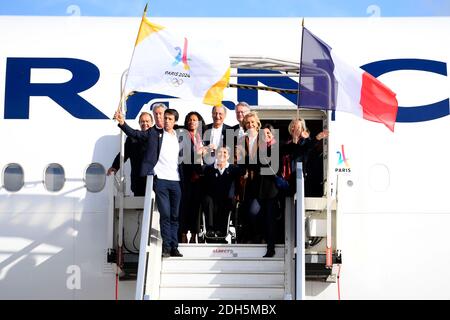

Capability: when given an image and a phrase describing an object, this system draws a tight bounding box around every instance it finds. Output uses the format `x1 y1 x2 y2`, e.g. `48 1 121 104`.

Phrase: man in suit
150 102 166 130
232 101 250 140
107 112 153 196
114 108 183 258
202 146 245 238
231 102 251 211
203 105 231 165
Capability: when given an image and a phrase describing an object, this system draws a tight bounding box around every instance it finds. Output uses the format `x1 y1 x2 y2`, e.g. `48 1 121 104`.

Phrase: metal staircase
159 244 286 300
111 164 342 300
112 178 290 300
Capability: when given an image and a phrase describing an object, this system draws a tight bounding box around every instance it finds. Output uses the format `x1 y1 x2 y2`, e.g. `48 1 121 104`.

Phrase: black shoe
263 248 275 258
162 247 171 258
170 248 183 257
206 230 215 238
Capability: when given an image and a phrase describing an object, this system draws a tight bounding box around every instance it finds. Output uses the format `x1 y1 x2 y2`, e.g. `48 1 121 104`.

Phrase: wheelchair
197 199 241 244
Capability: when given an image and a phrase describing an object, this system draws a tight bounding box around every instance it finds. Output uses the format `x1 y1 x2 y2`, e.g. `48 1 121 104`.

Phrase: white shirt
214 161 230 175
248 135 258 157
237 126 245 139
210 125 223 149
154 130 180 181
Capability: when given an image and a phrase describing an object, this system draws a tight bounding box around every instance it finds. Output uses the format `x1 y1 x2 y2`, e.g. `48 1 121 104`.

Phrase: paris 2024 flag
125 17 230 106
298 27 398 132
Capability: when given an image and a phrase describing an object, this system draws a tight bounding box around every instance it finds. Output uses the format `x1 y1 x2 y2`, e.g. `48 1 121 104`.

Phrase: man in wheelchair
201 146 245 240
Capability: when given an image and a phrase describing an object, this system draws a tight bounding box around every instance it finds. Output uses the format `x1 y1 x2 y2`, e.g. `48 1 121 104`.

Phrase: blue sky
0 0 449 17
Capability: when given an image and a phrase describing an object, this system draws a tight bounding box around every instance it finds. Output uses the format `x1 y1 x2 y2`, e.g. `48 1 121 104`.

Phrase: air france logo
172 37 190 70
335 144 351 173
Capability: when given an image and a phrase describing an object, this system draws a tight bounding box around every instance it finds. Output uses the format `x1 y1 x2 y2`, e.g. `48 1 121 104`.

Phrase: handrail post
135 175 154 300
295 162 305 300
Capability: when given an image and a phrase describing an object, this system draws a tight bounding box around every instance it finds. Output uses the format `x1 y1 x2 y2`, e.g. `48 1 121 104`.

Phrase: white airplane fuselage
0 16 449 299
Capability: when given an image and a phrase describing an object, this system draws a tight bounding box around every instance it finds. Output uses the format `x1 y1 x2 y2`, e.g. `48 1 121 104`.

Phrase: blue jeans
154 177 181 250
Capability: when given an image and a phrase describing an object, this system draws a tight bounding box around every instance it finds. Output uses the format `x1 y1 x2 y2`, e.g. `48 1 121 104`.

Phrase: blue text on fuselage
3 57 448 122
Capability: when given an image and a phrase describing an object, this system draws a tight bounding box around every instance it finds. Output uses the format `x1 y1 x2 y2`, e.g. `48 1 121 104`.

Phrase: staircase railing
295 162 306 300
135 175 161 300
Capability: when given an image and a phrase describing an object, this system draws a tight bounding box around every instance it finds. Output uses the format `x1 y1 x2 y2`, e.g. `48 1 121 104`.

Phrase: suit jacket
281 136 319 196
240 135 278 200
111 136 146 193
231 123 246 142
119 123 185 182
118 123 163 176
202 163 245 200
203 123 232 149
178 129 203 182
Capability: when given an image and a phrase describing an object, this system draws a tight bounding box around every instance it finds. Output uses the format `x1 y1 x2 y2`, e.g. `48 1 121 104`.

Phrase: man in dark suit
230 102 251 216
232 101 250 140
114 108 183 258
202 147 245 238
107 112 153 196
149 102 166 130
203 105 232 165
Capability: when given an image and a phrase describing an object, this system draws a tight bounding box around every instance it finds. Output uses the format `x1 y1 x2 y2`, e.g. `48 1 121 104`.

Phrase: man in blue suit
107 112 153 196
114 108 183 258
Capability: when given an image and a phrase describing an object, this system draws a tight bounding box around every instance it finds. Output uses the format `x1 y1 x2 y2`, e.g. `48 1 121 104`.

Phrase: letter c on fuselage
361 58 449 122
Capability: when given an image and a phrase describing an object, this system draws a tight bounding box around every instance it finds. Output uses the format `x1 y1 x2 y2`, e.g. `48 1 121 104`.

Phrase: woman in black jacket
239 112 279 257
179 111 205 243
281 118 328 197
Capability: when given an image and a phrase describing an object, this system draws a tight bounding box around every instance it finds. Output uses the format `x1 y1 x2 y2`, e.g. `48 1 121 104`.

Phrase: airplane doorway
256 107 327 198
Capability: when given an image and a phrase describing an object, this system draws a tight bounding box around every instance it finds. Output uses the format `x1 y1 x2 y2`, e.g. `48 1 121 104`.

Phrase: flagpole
116 0 149 205
316 14 332 269
298 19 333 269
296 18 305 120
115 4 149 297
117 2 148 114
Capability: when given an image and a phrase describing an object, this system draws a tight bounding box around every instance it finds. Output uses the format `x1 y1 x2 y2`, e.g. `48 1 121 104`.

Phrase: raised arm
114 110 149 141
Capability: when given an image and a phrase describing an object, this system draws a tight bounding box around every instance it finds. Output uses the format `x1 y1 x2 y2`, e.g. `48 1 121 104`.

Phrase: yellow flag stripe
203 67 231 106
135 18 165 47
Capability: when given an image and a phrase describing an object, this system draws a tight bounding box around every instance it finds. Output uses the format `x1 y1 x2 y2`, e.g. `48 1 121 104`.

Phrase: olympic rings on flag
166 77 184 87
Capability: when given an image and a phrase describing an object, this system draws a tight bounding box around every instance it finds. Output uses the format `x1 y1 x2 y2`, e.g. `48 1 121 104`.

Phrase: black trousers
202 195 232 234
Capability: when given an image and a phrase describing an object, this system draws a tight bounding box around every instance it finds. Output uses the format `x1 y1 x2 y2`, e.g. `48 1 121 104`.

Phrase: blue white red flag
298 27 398 132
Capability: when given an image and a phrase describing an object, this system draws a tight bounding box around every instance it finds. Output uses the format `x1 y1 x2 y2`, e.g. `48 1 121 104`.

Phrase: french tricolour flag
298 27 398 132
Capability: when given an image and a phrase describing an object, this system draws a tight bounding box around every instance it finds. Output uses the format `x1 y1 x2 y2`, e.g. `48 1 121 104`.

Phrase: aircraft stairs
111 163 341 300
159 243 286 300
113 192 287 299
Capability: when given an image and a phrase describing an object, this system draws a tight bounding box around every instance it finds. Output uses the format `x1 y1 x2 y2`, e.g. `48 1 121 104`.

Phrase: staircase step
177 243 285 258
160 271 284 286
159 286 285 300
162 257 284 272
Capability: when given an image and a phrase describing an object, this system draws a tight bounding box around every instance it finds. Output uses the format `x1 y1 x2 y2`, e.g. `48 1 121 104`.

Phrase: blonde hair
288 118 309 136
243 111 261 131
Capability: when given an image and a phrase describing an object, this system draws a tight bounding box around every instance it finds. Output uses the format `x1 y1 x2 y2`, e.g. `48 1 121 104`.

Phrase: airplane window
85 163 106 193
3 163 24 192
44 163 65 192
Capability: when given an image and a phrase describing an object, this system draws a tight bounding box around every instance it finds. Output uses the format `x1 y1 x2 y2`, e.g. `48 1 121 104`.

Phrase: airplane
0 15 449 300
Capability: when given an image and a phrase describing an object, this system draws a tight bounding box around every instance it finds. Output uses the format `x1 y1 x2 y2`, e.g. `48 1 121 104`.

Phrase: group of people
110 101 328 258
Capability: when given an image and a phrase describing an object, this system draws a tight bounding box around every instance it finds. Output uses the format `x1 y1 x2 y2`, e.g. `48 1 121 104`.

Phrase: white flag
125 18 230 106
